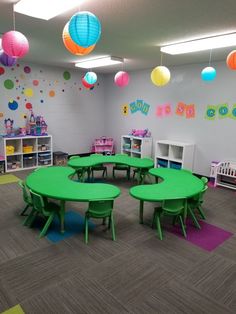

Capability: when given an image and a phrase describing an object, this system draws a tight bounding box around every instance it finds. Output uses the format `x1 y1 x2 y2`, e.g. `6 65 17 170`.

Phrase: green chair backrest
30 190 50 217
87 199 114 218
18 180 31 204
162 198 186 214
199 185 208 203
201 176 208 186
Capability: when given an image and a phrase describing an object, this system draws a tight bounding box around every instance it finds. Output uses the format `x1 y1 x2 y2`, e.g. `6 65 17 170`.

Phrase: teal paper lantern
69 11 101 48
84 71 97 84
201 66 216 81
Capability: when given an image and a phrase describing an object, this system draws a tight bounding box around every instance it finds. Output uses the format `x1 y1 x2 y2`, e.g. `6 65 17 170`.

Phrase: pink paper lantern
2 31 29 58
114 71 130 87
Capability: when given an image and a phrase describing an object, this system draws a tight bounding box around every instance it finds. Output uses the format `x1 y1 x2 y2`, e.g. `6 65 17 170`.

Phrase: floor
0 167 235 314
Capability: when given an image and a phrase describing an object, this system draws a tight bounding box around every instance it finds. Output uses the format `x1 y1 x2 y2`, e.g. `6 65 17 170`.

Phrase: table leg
139 200 144 224
60 200 65 233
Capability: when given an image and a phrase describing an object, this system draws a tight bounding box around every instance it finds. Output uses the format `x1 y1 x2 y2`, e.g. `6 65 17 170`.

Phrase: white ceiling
0 0 236 73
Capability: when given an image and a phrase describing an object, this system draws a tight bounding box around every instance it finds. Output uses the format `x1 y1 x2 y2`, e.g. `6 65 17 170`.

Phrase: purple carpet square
166 219 233 251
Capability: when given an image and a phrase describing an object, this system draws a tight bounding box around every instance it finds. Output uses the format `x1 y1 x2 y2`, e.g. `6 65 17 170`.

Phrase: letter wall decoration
129 100 150 115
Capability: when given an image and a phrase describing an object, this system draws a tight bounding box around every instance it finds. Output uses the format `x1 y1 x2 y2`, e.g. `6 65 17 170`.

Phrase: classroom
0 1 236 313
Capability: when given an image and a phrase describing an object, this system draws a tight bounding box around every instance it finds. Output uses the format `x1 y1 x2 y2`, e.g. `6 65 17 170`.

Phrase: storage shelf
121 135 152 158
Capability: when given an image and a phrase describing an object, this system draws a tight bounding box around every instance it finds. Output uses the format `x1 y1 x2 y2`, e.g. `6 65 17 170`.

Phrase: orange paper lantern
62 23 95 56
226 50 236 70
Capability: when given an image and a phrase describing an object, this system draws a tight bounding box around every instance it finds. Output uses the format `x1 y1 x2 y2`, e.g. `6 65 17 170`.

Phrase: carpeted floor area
0 167 235 314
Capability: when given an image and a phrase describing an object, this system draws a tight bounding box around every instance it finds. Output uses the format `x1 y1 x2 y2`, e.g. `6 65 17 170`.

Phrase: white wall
0 62 105 154
104 61 236 176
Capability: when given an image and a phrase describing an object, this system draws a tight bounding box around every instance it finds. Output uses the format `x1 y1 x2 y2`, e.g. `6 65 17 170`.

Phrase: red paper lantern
226 50 236 70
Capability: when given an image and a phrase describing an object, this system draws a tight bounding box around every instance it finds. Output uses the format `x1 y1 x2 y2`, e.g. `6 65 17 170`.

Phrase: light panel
14 0 83 20
161 33 236 55
75 56 124 69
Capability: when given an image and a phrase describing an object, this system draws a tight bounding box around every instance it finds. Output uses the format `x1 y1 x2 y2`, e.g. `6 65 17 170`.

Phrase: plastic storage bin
23 155 36 168
53 151 68 166
38 152 51 165
6 145 15 155
23 145 33 153
170 161 182 170
157 159 168 168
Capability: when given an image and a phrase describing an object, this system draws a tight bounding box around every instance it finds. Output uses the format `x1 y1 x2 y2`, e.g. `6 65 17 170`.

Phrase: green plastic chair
84 199 116 244
152 198 187 240
188 184 208 220
112 154 130 180
18 180 32 216
91 154 108 179
23 190 61 238
201 176 208 187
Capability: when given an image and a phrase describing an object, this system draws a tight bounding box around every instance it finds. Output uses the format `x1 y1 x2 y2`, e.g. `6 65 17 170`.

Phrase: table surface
130 168 204 201
26 166 121 201
67 154 154 169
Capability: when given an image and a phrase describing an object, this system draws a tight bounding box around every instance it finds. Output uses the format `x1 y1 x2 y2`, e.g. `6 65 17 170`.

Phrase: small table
130 168 204 224
26 166 121 232
68 155 154 184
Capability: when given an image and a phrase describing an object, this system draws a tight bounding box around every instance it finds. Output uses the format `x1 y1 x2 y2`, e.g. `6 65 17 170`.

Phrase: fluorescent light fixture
75 56 124 69
14 0 82 20
161 32 236 55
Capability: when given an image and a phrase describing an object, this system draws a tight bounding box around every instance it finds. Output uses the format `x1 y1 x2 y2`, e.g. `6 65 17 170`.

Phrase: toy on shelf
92 136 114 155
4 118 14 136
130 128 151 137
26 110 48 136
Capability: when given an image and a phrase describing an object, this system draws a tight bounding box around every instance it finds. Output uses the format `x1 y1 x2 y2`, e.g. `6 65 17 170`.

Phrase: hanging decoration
226 50 236 70
62 22 95 56
82 76 95 89
114 71 130 87
151 66 171 87
0 50 17 67
2 31 29 58
201 66 216 81
84 71 97 84
68 11 101 48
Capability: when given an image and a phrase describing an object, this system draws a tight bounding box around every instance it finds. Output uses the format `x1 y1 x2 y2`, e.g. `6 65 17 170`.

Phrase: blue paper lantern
201 66 216 81
84 71 97 84
69 11 101 48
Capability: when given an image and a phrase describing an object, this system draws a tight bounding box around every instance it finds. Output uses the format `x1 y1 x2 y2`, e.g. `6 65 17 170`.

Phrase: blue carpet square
46 211 95 243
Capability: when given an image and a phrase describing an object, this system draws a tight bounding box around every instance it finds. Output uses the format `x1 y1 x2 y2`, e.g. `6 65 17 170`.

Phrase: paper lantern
84 71 97 84
62 22 95 56
69 11 101 48
0 50 17 67
151 66 171 86
201 66 216 81
82 77 94 88
114 71 130 87
2 31 29 58
226 50 236 70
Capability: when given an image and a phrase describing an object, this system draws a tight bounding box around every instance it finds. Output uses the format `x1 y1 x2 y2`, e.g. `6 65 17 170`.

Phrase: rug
166 219 233 251
0 174 20 185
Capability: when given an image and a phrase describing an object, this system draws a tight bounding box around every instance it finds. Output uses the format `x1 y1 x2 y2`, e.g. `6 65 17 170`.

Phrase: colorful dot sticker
0 67 5 75
20 74 25 79
25 102 32 110
0 112 4 118
63 71 71 80
24 66 31 73
24 88 34 97
49 90 55 97
4 79 14 89
33 80 39 86
40 99 44 103
8 100 18 111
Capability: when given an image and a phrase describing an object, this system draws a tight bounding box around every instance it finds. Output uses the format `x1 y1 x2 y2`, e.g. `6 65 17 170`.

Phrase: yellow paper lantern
151 66 171 86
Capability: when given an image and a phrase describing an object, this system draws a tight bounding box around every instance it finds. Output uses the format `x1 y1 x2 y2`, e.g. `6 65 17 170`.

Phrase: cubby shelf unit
121 135 152 158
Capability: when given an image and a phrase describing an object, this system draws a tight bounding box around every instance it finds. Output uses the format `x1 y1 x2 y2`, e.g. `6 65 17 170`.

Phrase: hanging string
209 49 212 66
13 4 16 30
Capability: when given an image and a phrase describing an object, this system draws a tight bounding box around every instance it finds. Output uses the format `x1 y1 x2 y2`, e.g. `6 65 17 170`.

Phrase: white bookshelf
0 135 52 172
121 135 152 158
155 140 195 170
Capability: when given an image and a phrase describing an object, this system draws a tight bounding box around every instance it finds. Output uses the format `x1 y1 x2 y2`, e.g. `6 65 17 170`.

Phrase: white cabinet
155 140 195 170
121 135 152 158
0 135 52 172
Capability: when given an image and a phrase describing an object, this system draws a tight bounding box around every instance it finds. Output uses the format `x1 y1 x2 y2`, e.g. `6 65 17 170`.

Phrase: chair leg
112 168 115 178
39 213 54 238
110 213 116 241
23 209 36 226
84 215 89 244
188 206 201 229
197 205 206 220
156 212 163 240
178 215 187 238
151 210 157 229
127 168 130 180
20 204 30 216
102 217 107 225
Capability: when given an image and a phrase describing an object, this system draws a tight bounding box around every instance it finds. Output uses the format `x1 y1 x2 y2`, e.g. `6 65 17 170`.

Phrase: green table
26 166 121 232
68 155 154 184
130 168 204 223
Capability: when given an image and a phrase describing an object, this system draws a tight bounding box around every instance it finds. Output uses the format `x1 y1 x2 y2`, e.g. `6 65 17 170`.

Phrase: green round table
130 168 204 223
68 155 154 184
26 166 121 232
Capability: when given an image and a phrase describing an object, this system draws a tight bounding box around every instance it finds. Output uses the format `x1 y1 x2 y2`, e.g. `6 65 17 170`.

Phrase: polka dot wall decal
0 112 4 118
49 90 55 97
63 71 71 80
25 102 32 110
0 67 5 75
17 64 20 67
62 89 65 92
24 66 31 73
17 96 20 100
8 100 18 111
24 88 34 97
40 100 44 103
11 68 14 71
4 79 14 89
20 74 25 79
33 80 39 86
40 90 43 93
